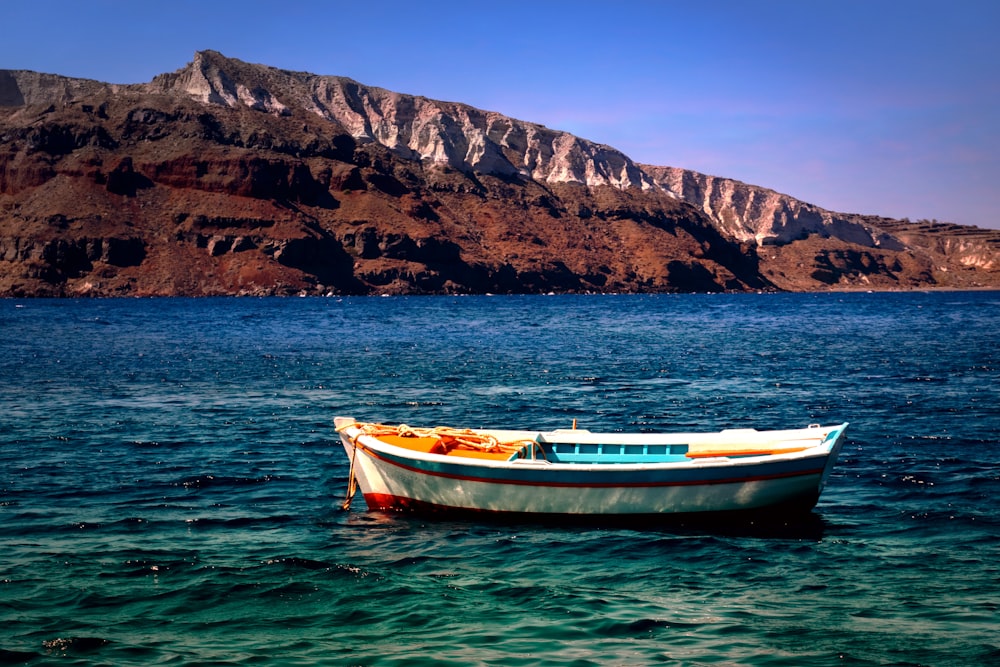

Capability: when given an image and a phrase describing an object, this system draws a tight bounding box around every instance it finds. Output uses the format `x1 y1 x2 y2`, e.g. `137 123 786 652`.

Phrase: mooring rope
341 437 360 511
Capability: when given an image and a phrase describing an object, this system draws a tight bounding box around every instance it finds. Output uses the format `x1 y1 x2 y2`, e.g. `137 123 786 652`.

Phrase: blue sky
4 0 998 229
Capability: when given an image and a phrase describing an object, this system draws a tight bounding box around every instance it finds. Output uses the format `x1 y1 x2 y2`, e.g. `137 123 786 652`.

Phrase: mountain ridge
1 50 997 296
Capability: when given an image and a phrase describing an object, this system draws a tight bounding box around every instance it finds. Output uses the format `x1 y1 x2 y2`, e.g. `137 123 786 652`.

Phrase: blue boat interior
516 441 692 463
510 425 845 463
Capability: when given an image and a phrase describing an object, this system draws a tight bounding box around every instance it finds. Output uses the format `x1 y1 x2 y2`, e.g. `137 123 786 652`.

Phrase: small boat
335 417 849 519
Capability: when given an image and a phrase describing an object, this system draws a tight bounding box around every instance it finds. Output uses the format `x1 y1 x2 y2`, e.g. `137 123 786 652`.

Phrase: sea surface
1 292 998 666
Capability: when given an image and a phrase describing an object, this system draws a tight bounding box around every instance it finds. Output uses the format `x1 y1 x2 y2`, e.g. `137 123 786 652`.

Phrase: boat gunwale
340 422 849 473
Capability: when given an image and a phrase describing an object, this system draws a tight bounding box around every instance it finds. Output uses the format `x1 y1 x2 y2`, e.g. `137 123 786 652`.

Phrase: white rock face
144 53 918 249
7 49 995 267
310 80 659 190
914 235 996 269
954 244 995 269
152 52 659 192
159 51 289 115
649 166 904 250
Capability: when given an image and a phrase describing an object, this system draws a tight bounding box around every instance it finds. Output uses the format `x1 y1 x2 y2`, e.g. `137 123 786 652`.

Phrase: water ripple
1 293 997 666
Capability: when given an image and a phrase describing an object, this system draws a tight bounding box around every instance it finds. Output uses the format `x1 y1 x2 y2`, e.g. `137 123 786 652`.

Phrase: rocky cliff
1 50 997 296
643 166 1000 290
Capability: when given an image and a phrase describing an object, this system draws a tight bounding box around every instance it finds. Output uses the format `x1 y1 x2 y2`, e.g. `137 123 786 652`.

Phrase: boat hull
336 420 848 518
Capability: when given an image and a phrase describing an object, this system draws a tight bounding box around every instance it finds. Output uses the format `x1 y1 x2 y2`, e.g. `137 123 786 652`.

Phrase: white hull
336 419 848 517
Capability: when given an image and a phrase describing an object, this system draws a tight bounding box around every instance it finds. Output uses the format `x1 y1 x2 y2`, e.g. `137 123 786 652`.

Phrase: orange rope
337 420 547 511
338 421 542 457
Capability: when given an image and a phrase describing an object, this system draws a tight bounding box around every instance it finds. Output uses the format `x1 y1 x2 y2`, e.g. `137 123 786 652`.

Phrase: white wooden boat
335 417 849 518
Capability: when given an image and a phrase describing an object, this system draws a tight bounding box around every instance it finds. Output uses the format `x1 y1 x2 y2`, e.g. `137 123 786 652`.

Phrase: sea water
0 293 997 666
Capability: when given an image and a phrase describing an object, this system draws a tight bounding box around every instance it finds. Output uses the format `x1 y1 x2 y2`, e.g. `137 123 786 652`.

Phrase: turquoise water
1 293 998 666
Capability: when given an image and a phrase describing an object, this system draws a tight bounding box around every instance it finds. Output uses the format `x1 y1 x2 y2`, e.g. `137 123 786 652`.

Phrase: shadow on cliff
267 221 364 293
682 221 774 291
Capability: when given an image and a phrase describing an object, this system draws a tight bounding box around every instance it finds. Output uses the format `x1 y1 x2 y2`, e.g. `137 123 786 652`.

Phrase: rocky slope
1 50 997 296
644 166 1000 290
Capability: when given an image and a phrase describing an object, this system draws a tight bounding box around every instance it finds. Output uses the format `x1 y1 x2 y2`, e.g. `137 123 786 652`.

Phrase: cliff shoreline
2 51 997 297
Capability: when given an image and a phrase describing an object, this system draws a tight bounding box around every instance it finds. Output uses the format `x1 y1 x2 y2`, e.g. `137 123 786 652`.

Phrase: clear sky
4 0 998 229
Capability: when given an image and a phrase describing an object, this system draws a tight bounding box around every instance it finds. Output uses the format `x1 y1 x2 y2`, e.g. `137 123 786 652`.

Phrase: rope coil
336 421 544 510
339 421 539 456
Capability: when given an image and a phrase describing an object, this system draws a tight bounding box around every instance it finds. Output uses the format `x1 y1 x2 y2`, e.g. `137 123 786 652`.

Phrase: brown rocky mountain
1 50 997 296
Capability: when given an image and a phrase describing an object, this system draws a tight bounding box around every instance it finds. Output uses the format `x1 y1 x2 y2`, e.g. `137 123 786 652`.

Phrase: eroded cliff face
643 166 999 290
0 50 997 296
646 166 892 248
146 51 659 192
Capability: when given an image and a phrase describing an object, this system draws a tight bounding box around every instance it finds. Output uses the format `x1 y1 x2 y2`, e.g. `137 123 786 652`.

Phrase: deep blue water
1 293 998 666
